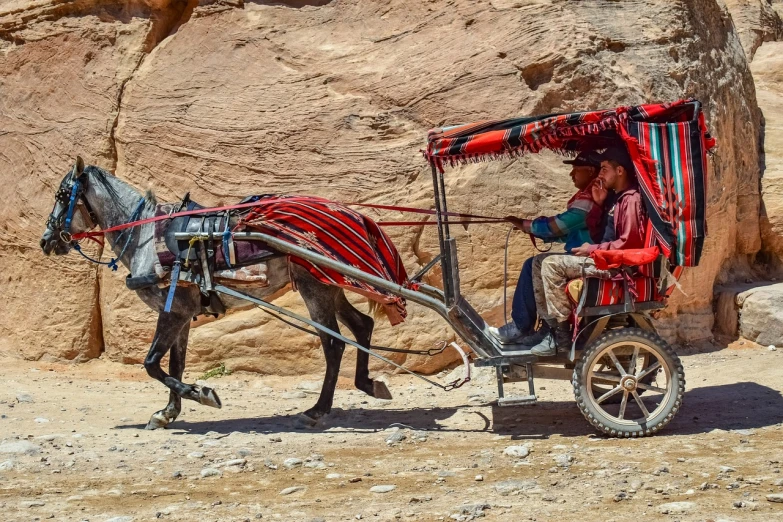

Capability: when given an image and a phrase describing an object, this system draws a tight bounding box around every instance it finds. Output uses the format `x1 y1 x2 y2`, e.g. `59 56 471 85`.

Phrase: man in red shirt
528 146 647 356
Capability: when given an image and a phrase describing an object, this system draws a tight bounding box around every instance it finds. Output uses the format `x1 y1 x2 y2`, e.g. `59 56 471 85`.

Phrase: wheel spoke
632 391 650 418
628 346 639 375
636 361 661 381
618 391 629 420
636 382 667 394
607 350 628 376
591 372 623 383
596 385 624 404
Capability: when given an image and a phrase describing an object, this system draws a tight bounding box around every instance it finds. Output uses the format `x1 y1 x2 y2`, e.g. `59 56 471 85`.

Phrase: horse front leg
146 322 191 429
144 312 221 430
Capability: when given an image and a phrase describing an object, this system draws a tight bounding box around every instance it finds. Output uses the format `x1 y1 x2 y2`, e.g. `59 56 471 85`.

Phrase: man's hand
571 243 592 257
505 216 529 231
591 178 609 206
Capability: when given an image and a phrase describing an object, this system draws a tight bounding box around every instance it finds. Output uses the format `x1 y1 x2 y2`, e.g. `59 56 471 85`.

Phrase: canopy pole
430 160 452 304
436 163 461 305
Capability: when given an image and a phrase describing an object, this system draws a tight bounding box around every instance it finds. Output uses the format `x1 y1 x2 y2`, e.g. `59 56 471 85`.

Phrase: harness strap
529 233 553 253
71 198 146 271
63 179 81 234
350 201 501 221
221 210 233 269
72 196 335 240
164 262 181 313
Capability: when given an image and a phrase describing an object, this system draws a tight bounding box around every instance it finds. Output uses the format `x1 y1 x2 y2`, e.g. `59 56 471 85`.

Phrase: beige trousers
532 254 612 323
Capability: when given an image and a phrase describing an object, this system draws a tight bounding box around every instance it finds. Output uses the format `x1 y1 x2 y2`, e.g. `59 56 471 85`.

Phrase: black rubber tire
573 328 685 438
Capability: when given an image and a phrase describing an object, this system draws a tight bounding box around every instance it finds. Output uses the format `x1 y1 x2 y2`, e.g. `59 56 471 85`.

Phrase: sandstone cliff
0 0 775 374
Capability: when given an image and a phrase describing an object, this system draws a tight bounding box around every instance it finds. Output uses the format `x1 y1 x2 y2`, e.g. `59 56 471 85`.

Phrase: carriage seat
565 247 681 315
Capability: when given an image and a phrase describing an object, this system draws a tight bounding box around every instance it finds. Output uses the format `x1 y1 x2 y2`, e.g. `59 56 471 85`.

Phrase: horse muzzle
40 234 70 256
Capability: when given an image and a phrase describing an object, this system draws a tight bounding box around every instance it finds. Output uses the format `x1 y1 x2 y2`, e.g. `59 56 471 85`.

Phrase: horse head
40 156 97 255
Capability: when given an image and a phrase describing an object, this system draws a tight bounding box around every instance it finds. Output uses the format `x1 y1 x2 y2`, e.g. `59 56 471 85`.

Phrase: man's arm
509 198 596 239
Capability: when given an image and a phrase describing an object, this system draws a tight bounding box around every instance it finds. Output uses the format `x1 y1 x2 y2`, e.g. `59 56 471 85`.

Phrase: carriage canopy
424 99 716 267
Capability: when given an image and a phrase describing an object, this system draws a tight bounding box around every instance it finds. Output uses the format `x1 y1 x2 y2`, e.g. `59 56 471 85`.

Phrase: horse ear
75 156 84 176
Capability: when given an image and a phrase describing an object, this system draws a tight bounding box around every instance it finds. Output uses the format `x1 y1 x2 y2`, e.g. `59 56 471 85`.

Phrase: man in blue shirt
490 151 603 344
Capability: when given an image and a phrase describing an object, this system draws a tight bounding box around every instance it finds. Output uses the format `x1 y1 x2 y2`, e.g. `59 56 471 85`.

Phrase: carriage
204 98 713 437
43 99 714 437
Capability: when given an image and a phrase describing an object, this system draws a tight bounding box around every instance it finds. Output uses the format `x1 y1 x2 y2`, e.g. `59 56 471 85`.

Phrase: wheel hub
621 376 637 391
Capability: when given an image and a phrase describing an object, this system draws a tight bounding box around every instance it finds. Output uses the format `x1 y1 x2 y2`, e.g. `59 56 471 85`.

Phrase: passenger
528 145 648 356
490 151 604 344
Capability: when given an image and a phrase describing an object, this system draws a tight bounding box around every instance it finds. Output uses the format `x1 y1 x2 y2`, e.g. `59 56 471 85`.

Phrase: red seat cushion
590 247 660 270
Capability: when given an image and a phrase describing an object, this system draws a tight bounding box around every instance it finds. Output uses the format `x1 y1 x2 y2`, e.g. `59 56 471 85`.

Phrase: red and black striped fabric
578 221 685 308
425 99 715 268
583 275 660 307
580 264 684 308
240 195 410 325
623 104 712 266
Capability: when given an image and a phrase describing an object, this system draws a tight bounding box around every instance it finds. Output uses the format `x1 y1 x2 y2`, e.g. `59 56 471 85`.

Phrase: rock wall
0 0 190 361
0 0 771 374
723 1 783 275
753 41 783 274
724 0 783 60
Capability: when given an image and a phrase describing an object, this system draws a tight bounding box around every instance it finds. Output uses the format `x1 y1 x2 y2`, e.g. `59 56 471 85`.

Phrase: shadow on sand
114 382 783 439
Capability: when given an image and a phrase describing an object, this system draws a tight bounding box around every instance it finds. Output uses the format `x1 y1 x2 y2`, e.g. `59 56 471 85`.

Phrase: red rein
71 197 510 240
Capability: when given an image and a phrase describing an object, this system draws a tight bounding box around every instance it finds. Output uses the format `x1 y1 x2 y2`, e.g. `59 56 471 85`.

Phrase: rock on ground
737 283 783 345
658 501 697 514
0 441 41 456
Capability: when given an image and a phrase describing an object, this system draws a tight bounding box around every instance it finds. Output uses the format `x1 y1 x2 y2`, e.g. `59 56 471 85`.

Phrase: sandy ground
1 341 783 522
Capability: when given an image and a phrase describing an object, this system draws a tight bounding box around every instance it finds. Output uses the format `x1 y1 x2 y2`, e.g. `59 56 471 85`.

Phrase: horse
40 157 393 430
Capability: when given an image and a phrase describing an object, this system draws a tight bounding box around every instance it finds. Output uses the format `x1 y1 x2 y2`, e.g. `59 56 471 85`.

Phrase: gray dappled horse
40 157 392 429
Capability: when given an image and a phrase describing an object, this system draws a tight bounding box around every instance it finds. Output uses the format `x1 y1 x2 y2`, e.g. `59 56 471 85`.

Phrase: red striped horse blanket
240 195 410 325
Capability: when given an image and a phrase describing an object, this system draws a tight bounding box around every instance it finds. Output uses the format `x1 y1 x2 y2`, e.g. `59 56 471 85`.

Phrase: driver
490 151 604 344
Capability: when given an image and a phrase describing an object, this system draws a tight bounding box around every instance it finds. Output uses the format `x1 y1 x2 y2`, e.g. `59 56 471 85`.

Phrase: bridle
46 168 146 271
46 173 97 244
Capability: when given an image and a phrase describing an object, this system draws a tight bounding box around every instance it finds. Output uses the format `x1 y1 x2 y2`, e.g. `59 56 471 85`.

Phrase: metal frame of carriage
168 99 715 437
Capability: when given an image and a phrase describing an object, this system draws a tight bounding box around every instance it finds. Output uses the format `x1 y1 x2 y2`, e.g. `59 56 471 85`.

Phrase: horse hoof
198 386 222 409
294 412 319 429
373 380 393 401
145 412 169 430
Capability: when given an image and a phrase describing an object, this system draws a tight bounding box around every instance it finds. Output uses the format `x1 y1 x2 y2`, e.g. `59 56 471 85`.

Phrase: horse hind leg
335 292 392 401
291 265 347 427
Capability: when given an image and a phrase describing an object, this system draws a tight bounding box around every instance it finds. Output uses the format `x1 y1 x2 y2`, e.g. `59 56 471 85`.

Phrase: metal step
497 394 538 407
497 345 535 357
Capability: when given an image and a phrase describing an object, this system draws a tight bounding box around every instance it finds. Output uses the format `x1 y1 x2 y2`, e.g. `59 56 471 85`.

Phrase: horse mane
83 164 157 209
83 165 121 202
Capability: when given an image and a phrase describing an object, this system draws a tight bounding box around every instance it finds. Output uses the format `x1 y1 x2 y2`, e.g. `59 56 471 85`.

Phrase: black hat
563 151 601 168
597 146 634 174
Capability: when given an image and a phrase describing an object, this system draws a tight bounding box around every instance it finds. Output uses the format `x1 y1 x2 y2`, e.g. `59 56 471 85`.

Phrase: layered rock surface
724 0 783 60
752 42 783 271
0 0 184 361
0 0 772 373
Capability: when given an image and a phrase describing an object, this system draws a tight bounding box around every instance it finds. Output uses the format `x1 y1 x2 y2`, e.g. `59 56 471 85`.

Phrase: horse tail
367 300 390 323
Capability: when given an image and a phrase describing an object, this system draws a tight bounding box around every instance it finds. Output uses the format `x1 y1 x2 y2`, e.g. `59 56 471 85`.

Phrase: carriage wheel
590 351 655 404
573 328 685 437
